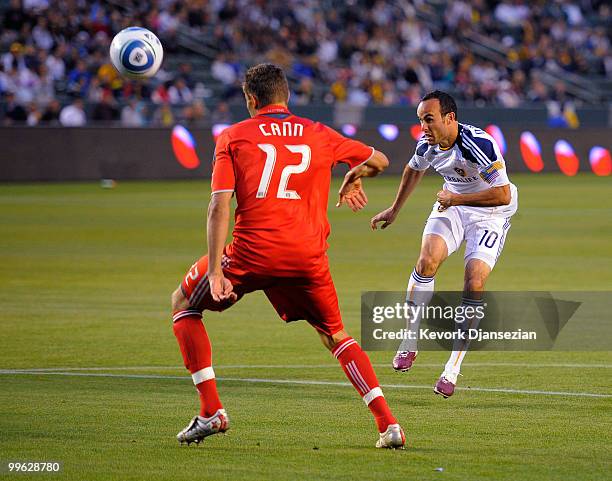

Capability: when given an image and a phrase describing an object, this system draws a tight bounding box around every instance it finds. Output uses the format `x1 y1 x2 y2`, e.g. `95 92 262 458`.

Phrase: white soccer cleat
176 408 229 445
375 423 406 449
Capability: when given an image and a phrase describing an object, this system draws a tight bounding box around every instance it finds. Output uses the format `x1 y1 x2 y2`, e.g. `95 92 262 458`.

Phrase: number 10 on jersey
256 144 311 199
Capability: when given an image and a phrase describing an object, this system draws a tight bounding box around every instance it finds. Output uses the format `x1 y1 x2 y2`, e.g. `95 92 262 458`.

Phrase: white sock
397 268 435 353
443 297 484 383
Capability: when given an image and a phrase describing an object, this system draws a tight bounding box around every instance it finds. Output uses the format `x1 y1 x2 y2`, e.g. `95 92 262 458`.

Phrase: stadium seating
0 0 609 125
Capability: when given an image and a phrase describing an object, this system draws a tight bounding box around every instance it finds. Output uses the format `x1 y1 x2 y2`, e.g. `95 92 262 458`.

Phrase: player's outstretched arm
207 192 237 302
371 165 425 230
337 150 389 211
436 184 511 210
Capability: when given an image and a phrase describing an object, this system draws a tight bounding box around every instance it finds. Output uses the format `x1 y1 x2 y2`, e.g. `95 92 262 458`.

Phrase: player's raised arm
323 124 388 212
337 150 389 211
371 135 431 229
370 164 426 230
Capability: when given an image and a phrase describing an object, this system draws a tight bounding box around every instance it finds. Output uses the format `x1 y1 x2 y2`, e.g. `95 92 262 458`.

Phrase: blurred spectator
168 78 193 104
121 99 147 126
2 43 27 72
35 65 55 105
346 82 370 106
291 77 314 105
152 102 174 126
91 92 119 122
23 0 49 13
152 81 171 104
547 81 579 128
527 78 549 102
32 17 53 50
40 99 61 124
211 53 238 85
177 62 195 88
97 59 123 93
211 101 232 124
181 99 207 126
4 0 28 32
87 77 105 103
45 46 66 81
3 92 27 125
494 1 530 28
67 60 91 97
59 98 86 126
26 102 42 126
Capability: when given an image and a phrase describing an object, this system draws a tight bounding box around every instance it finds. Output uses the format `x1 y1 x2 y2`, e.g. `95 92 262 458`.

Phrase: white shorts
423 184 518 269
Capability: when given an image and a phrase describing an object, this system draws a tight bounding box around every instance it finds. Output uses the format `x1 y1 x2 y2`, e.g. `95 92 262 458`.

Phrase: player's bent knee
318 329 349 351
171 287 190 312
464 276 485 293
416 255 439 277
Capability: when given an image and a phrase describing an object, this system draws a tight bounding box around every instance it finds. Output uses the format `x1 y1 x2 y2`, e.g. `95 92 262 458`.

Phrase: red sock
172 310 223 417
332 337 396 432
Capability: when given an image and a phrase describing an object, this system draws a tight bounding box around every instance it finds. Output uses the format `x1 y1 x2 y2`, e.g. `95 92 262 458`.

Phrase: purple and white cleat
433 376 456 398
392 351 418 372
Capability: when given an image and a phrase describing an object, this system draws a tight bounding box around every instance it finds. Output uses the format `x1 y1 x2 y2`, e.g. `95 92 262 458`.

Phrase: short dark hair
421 90 458 119
243 63 289 107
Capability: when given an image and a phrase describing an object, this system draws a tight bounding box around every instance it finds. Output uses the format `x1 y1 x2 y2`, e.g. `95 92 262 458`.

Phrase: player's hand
337 177 368 212
436 190 455 211
208 272 238 303
370 207 398 230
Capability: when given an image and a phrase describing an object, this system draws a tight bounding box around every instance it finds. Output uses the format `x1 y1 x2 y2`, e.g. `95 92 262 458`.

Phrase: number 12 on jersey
256 144 311 200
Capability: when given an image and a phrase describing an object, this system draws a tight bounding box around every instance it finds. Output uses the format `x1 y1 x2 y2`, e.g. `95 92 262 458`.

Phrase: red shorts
180 249 344 336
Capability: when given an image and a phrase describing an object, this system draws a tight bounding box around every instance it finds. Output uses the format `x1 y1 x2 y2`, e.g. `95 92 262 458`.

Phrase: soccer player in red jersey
172 63 405 449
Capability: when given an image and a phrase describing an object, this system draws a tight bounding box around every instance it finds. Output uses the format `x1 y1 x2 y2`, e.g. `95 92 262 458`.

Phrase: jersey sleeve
478 159 510 187
461 129 510 186
211 129 235 194
325 125 375 168
407 139 430 171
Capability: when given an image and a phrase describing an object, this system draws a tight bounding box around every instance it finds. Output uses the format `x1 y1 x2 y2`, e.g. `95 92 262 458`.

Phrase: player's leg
434 259 490 398
435 216 511 397
319 329 405 449
264 273 405 448
172 255 239 444
394 213 462 371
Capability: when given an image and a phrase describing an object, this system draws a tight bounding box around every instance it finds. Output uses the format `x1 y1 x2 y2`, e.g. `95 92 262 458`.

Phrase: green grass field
1 174 611 481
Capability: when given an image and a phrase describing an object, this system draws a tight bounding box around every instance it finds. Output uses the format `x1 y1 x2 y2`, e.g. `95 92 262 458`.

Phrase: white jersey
408 123 515 196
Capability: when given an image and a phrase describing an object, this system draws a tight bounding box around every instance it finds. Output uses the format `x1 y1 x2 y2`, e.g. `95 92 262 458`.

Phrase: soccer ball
109 27 163 79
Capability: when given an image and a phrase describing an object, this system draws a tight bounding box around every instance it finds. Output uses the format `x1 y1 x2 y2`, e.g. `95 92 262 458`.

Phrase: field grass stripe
0 370 610 398
1 362 611 371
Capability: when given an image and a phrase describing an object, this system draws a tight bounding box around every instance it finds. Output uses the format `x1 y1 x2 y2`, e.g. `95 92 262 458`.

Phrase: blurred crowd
205 0 610 108
0 0 610 126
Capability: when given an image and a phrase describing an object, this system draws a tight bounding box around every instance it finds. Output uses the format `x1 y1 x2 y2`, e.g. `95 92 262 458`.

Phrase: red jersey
211 105 374 276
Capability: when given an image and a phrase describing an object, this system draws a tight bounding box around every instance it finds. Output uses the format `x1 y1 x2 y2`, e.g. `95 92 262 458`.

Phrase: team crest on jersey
454 167 466 177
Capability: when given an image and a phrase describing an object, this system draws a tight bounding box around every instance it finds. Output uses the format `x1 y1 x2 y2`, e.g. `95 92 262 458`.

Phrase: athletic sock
398 268 435 352
443 297 484 382
172 310 223 417
332 337 396 432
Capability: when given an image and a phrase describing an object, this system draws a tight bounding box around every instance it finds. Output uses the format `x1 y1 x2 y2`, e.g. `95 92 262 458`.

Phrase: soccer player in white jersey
371 91 518 398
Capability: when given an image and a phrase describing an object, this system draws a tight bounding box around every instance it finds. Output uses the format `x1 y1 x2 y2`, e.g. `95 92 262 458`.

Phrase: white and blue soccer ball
109 27 163 79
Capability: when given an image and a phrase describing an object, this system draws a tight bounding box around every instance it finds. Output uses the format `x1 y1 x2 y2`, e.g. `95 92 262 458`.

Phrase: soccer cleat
433 376 456 398
176 409 229 445
375 423 406 449
392 351 417 372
